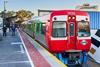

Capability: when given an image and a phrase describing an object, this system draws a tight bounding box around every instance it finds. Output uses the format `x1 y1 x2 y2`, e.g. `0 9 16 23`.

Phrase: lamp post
3 0 8 27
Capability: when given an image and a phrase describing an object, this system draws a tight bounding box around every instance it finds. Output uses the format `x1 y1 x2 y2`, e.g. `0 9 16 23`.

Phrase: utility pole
3 0 7 27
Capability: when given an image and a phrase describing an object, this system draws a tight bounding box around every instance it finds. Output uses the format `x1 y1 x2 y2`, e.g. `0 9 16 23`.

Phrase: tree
6 11 15 17
0 11 15 18
0 10 34 26
0 11 4 18
16 10 34 23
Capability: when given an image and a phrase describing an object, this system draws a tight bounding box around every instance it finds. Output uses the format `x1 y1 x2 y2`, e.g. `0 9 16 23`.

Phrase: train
22 10 91 66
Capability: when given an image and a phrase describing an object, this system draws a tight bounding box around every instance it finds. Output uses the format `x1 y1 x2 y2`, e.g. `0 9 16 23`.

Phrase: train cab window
52 21 67 37
78 21 90 37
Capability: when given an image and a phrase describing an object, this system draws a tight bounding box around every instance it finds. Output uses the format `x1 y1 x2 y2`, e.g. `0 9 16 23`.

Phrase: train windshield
52 21 67 37
78 21 90 37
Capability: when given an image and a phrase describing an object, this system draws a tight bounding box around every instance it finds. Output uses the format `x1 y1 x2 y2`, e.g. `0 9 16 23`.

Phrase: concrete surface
0 29 32 67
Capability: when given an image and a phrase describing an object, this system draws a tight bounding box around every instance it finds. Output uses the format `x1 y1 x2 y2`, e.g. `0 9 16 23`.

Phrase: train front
46 10 91 65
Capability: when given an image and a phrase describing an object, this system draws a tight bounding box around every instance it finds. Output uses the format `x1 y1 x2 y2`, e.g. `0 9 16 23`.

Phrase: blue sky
0 0 100 15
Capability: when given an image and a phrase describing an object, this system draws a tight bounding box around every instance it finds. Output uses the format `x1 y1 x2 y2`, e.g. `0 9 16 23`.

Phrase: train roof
51 10 89 16
32 14 50 23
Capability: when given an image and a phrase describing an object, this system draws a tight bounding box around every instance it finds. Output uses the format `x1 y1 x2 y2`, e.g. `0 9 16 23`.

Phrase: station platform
0 29 100 67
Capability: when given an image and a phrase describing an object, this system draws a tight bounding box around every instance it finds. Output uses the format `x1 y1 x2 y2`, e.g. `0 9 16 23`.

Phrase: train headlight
72 16 75 19
81 40 87 45
68 17 71 20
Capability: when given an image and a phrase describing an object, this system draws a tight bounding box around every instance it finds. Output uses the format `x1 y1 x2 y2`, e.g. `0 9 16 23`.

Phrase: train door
67 16 77 49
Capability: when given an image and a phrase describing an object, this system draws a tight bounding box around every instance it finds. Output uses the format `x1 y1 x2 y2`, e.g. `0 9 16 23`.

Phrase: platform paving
0 29 32 67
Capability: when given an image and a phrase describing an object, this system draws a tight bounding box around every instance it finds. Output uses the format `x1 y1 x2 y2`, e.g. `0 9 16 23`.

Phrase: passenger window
36 23 40 33
41 23 46 35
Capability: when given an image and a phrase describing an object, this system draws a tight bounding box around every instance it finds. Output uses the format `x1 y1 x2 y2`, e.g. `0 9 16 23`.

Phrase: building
76 3 98 11
38 9 52 16
76 4 100 29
